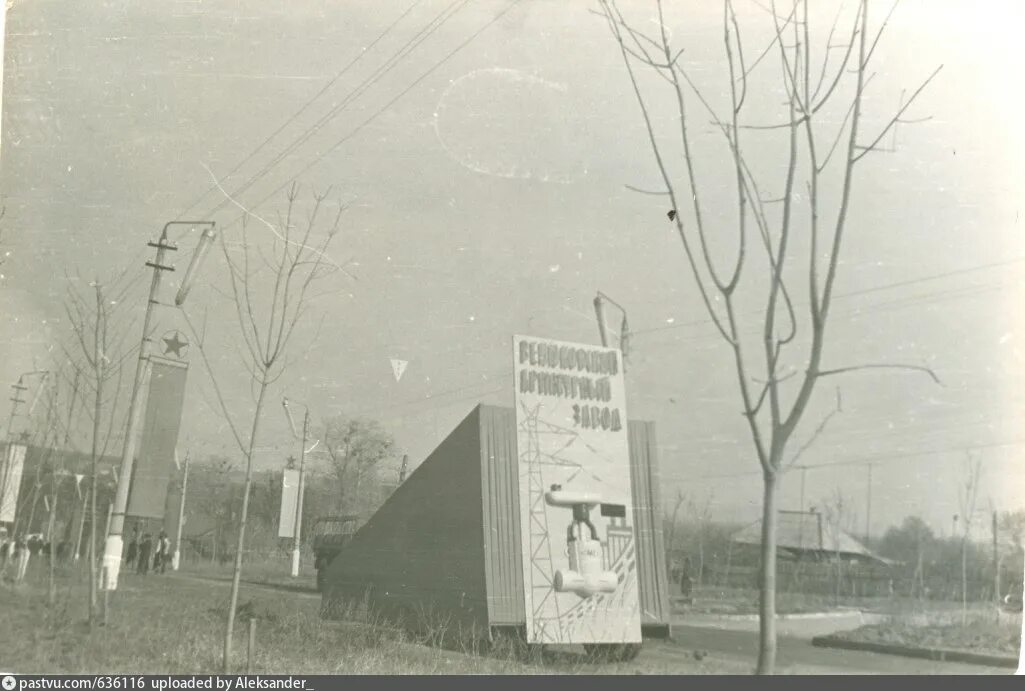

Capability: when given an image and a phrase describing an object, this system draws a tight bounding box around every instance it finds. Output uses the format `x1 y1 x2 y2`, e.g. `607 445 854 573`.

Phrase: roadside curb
683 610 871 622
810 634 1018 668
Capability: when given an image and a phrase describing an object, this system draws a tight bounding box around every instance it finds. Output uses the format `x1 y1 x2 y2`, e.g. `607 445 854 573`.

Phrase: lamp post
101 221 215 592
593 292 631 369
282 398 317 578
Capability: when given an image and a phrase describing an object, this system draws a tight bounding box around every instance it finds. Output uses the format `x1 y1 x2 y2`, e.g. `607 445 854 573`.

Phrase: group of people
123 527 171 575
0 534 34 582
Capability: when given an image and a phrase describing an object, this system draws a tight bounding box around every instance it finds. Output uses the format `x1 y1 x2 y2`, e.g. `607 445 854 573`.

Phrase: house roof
731 511 893 564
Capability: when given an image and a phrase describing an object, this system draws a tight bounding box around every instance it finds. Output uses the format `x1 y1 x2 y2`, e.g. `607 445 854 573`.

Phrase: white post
172 451 190 571
290 410 308 578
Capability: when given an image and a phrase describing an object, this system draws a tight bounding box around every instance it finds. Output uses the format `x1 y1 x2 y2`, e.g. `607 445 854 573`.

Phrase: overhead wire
173 0 429 222
210 0 524 231
203 0 474 219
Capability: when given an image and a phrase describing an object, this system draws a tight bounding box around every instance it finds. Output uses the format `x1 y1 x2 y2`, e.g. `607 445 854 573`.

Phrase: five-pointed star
163 332 188 358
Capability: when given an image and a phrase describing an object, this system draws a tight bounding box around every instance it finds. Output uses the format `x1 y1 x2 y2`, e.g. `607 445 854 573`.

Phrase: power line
633 257 1025 338
204 0 473 220
174 0 428 222
671 438 1025 484
212 0 523 231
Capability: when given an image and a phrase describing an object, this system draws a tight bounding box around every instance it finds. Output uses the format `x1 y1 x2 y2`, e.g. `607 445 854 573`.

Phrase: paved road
658 623 1012 675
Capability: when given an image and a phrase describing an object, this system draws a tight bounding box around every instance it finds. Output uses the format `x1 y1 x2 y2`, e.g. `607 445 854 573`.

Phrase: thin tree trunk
755 471 779 675
223 378 269 673
88 287 104 628
47 495 58 605
697 530 705 589
961 536 968 625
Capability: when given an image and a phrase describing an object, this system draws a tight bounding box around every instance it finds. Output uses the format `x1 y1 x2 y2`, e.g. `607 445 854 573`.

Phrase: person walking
14 536 31 583
124 527 139 568
136 533 152 576
155 531 170 574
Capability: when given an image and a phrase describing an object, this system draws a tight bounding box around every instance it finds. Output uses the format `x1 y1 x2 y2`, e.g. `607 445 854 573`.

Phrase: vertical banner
126 356 188 519
513 335 641 645
0 443 27 523
278 469 300 538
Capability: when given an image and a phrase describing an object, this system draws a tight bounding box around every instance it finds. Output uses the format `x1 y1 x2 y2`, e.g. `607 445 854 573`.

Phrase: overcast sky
1 0 1023 538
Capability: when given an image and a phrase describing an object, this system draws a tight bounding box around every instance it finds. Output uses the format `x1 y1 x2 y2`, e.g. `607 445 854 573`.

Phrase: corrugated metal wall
478 405 525 626
628 420 671 628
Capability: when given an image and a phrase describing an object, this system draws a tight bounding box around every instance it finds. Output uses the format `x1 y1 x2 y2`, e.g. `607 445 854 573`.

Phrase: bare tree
178 184 343 672
321 417 395 515
62 274 133 626
957 453 982 624
597 0 941 673
689 492 714 589
820 488 851 606
45 365 83 605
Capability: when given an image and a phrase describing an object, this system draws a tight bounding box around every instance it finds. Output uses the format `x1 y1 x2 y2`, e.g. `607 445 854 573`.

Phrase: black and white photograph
0 0 1022 677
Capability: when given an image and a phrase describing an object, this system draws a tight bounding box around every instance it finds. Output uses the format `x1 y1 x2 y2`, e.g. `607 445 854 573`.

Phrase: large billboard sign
278 468 301 539
127 356 189 519
513 335 641 644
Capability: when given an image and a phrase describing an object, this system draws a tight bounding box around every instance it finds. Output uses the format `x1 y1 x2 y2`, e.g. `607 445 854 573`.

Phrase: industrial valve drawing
545 484 619 598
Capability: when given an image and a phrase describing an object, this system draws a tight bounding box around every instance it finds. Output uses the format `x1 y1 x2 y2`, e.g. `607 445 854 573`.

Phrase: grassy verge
177 558 318 593
676 585 997 618
0 562 746 675
826 611 1021 660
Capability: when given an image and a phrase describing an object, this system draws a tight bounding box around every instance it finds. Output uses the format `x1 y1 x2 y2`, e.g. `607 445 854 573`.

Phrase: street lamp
593 292 631 368
100 221 215 592
175 226 217 306
282 397 318 578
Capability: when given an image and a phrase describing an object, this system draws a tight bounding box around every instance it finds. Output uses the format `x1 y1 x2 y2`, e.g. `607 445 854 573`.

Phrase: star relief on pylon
162 330 189 359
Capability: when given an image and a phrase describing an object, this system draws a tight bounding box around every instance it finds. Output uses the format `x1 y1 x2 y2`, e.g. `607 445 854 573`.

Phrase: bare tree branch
815 362 943 385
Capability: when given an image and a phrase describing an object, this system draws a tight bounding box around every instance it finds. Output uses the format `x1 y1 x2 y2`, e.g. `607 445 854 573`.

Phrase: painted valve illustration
545 485 618 598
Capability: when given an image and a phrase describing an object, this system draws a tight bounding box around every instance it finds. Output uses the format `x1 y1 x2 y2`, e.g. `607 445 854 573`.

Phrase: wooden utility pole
291 409 309 578
992 510 1000 602
865 464 873 544
101 225 177 590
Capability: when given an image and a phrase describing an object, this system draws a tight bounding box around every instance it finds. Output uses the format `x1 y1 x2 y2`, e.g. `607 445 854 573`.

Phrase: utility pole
992 510 1000 602
291 409 309 578
101 221 215 592
865 463 873 544
172 451 190 571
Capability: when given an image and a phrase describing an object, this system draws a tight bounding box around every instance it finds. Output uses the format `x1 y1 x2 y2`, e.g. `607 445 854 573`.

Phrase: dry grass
678 585 1001 619
0 561 743 675
835 611 1022 658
